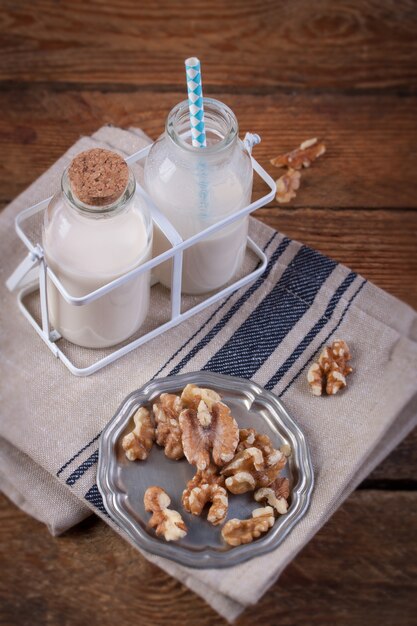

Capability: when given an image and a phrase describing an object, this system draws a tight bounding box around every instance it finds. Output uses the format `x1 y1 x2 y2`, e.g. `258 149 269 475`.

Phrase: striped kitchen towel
1 127 416 623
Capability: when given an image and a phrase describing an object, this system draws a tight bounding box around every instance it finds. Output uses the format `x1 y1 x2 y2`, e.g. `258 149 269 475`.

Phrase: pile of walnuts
122 384 291 547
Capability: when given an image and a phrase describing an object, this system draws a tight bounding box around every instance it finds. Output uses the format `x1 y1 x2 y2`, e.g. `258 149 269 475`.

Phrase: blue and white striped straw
185 57 207 148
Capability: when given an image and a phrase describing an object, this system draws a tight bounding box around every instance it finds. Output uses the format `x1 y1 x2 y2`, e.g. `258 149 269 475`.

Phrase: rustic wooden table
1 1 416 624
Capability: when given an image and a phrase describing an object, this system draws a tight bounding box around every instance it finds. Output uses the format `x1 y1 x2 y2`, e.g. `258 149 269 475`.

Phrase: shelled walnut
221 429 286 494
153 393 184 460
179 396 239 470
237 428 282 464
254 477 290 515
182 465 228 525
271 138 326 170
270 138 326 204
144 486 187 542
275 168 301 203
122 407 154 461
181 383 222 411
307 339 353 396
221 507 275 547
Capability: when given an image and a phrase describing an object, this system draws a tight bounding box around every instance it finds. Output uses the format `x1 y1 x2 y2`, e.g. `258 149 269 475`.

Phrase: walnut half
254 477 290 515
271 138 326 170
179 392 239 470
153 393 184 460
122 407 154 461
275 168 301 203
144 486 187 542
221 429 286 494
221 507 275 547
307 339 353 396
182 465 228 525
270 137 326 204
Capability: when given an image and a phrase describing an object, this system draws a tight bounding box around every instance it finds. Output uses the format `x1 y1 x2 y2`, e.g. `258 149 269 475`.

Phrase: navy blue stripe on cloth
152 232 281 381
278 278 367 398
85 483 108 516
57 432 101 477
264 271 356 390
56 231 280 479
66 450 99 486
169 236 292 376
202 247 336 379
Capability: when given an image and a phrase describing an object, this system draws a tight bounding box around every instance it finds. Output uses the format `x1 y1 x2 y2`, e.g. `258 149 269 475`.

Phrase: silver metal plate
97 372 314 568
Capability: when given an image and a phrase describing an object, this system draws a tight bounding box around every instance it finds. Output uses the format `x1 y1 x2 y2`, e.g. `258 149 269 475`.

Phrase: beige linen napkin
1 127 416 622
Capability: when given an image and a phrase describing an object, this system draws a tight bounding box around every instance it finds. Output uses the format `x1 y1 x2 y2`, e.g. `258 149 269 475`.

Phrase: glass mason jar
42 163 153 349
144 98 253 295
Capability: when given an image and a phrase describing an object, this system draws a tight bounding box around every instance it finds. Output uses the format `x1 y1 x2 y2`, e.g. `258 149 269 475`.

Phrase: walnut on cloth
221 506 275 547
153 393 184 460
254 477 290 515
122 407 155 461
144 486 187 542
307 339 353 396
221 428 286 494
182 465 228 525
270 138 326 170
179 391 239 471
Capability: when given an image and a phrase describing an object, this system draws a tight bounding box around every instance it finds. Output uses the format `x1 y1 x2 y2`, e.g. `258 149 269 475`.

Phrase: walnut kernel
153 393 184 460
144 486 187 542
122 407 154 461
182 465 228 525
181 383 222 411
221 506 275 547
221 428 287 494
307 339 353 396
179 399 239 470
275 168 301 203
254 477 290 515
271 138 326 170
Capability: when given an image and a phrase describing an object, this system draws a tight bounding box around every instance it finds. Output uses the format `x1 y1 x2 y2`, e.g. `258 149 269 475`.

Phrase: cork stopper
68 148 129 207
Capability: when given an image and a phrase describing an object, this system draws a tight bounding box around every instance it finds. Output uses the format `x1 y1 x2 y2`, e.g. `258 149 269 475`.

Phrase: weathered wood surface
1 0 416 624
1 0 417 93
1 491 416 626
1 90 417 209
1 90 417 307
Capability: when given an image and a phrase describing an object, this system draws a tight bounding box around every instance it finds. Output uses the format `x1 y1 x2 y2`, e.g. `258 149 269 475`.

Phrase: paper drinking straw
185 57 207 148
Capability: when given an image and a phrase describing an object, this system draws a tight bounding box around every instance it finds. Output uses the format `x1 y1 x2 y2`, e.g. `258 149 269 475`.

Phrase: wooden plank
0 90 417 209
1 1 417 93
1 92 416 307
1 90 416 305
0 490 416 625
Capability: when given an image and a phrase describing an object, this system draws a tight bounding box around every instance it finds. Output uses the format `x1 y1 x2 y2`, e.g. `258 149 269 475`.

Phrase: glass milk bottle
144 98 253 294
42 148 152 349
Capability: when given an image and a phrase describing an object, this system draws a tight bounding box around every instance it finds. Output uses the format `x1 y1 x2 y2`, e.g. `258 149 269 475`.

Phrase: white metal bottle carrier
7 134 276 376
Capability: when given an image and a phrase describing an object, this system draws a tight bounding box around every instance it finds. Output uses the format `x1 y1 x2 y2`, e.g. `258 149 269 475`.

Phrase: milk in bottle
144 98 253 295
43 149 153 348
